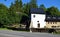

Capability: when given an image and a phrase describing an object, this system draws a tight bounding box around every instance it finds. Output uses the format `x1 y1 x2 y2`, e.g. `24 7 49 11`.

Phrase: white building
29 8 60 32
30 8 46 32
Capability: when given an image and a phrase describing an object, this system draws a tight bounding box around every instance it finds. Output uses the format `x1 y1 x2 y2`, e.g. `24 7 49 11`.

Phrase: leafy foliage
0 4 9 27
47 6 60 16
39 4 46 11
29 0 38 8
0 0 60 28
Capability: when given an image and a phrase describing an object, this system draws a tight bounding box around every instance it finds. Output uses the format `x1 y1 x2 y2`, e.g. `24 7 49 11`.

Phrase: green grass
53 31 60 34
0 28 10 30
0 28 30 32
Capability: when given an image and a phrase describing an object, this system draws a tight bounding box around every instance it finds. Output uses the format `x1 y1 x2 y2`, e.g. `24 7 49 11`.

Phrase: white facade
30 14 46 28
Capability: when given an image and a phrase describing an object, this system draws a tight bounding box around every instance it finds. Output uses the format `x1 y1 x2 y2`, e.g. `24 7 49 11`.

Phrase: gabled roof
30 8 45 14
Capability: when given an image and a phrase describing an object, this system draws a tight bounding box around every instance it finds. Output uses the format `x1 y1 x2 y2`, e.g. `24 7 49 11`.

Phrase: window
52 26 60 28
48 22 57 24
52 26 56 28
50 22 52 24
53 22 54 24
47 17 50 19
48 22 52 24
53 17 56 19
37 23 40 28
48 22 49 24
33 15 35 18
53 22 57 24
37 21 39 22
37 21 40 28
52 22 57 24
58 17 60 19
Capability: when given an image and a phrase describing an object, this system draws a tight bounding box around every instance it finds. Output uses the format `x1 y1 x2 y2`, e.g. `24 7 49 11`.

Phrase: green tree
9 2 22 24
14 0 19 12
39 4 46 11
47 6 60 16
0 4 9 27
23 3 30 15
18 0 23 12
8 0 24 25
19 0 23 9
29 0 38 8
14 0 23 12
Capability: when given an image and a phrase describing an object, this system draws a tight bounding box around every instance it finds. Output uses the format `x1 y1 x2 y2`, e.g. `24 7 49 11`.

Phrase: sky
0 0 60 10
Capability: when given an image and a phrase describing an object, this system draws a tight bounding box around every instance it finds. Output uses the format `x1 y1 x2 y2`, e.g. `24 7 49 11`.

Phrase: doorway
37 21 40 28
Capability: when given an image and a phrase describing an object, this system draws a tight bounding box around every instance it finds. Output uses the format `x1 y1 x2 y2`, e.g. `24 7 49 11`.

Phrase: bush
48 29 55 33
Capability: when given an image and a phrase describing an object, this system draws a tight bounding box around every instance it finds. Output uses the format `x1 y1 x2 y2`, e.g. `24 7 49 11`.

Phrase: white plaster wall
31 14 46 28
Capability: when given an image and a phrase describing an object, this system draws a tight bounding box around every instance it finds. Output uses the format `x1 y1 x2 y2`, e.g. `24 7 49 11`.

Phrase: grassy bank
0 28 29 32
53 31 60 34
0 28 10 30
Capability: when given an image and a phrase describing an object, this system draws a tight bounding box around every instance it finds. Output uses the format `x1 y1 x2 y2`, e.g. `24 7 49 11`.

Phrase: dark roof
30 8 60 21
30 8 45 14
45 15 60 22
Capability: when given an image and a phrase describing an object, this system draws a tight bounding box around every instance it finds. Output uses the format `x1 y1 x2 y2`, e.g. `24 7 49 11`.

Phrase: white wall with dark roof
31 14 46 28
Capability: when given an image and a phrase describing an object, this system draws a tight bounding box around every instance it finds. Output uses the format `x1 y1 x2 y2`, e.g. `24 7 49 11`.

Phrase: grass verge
0 28 29 32
53 31 60 34
0 28 10 30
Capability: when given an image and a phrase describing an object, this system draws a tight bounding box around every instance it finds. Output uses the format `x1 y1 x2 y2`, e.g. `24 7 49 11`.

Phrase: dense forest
0 0 60 28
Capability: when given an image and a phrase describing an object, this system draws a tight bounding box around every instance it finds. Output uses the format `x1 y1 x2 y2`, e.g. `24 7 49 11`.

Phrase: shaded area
6 27 29 32
30 28 56 33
